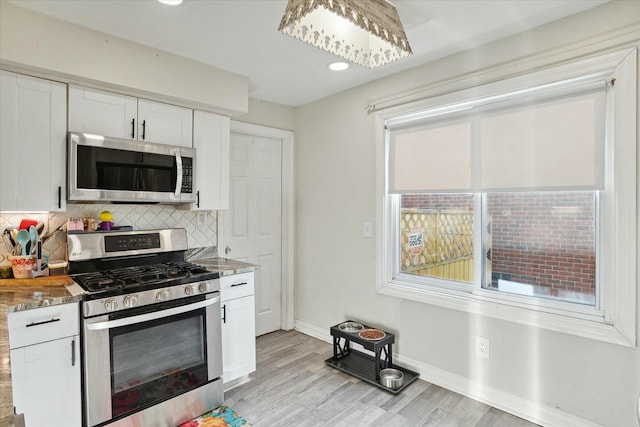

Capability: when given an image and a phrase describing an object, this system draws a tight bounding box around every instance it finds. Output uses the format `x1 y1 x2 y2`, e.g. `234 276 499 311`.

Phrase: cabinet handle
71 338 76 366
222 304 226 324
131 118 135 139
57 186 62 209
196 191 200 208
231 282 248 287
26 318 60 327
141 120 146 140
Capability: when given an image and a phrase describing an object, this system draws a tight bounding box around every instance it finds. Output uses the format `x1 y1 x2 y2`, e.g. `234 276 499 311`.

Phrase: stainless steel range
68 228 223 427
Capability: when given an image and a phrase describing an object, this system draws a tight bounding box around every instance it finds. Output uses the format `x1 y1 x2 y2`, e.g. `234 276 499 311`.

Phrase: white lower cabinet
220 272 256 384
8 303 81 427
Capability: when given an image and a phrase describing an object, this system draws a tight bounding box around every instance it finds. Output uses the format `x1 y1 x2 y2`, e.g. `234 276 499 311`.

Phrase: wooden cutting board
0 275 73 286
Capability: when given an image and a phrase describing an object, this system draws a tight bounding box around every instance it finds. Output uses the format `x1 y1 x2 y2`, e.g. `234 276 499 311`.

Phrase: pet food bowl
379 368 404 390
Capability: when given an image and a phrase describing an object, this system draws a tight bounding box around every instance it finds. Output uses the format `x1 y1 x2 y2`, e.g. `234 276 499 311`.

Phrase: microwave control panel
181 158 193 193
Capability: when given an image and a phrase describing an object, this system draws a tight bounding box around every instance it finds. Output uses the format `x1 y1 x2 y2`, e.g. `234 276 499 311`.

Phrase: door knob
225 246 231 254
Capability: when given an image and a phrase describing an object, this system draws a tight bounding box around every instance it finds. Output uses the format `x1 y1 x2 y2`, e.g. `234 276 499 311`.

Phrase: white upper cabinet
68 85 137 139
138 99 193 147
69 85 193 147
191 111 230 210
0 70 66 212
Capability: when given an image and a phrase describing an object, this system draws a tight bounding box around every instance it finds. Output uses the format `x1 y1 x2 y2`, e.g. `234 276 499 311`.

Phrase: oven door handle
86 296 219 331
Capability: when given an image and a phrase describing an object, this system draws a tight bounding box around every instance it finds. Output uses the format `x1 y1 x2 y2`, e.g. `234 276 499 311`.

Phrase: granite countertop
194 257 259 276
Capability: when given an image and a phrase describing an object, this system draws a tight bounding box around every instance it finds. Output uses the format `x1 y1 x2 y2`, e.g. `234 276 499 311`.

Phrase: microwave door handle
173 149 183 197
86 296 220 331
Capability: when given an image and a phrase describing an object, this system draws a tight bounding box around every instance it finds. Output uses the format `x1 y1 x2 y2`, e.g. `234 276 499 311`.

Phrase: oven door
83 293 221 427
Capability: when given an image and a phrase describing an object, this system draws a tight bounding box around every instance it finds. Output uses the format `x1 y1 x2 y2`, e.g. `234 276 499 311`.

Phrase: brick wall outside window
487 192 595 295
401 192 596 297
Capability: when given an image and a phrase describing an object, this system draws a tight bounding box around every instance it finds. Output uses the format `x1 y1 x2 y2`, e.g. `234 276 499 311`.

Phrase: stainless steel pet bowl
379 368 404 390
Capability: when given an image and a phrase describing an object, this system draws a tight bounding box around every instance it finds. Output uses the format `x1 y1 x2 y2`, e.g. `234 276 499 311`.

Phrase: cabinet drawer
220 272 254 301
8 303 79 349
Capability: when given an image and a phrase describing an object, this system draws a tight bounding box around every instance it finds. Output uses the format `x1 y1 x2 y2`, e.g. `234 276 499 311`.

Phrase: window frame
375 49 637 346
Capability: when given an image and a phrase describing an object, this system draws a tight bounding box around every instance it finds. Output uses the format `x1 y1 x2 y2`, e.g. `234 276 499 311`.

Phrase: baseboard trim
295 319 332 344
223 375 252 393
294 319 602 427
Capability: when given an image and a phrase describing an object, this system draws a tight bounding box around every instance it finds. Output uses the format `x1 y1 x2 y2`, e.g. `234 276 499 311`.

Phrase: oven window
110 309 208 418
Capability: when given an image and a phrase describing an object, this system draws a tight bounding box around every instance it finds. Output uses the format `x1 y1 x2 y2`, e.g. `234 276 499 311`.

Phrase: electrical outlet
476 336 490 359
197 212 207 227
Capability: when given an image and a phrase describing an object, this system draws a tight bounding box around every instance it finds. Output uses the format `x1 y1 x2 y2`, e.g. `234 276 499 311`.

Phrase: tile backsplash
0 204 217 261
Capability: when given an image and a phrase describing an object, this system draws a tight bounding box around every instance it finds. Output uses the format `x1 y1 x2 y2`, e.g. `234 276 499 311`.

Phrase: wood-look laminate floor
224 330 539 427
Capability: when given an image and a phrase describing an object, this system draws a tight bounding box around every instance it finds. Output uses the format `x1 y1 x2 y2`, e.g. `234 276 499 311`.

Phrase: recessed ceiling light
157 0 183 5
328 62 350 71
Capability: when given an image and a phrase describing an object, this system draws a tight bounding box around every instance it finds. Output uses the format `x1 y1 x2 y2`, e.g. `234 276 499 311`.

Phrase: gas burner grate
73 262 213 293
73 272 127 291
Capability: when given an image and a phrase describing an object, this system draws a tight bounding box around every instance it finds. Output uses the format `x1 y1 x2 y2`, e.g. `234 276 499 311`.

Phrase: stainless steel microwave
68 131 196 203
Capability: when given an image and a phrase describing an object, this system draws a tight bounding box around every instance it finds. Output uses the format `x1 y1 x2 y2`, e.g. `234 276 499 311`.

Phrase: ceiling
9 0 610 107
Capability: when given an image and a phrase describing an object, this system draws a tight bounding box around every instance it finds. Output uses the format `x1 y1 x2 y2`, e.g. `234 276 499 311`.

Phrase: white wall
235 98 295 132
294 1 640 426
0 2 248 115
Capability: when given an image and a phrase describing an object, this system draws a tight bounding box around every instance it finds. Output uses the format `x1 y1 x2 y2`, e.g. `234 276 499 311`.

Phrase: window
377 49 637 346
484 191 596 306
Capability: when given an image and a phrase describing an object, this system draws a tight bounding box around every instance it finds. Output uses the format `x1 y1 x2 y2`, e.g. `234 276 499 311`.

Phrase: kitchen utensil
28 226 37 255
16 230 30 256
36 222 45 237
3 227 17 249
31 240 49 277
2 232 15 255
10 255 33 278
379 368 404 390
10 254 49 279
18 218 38 230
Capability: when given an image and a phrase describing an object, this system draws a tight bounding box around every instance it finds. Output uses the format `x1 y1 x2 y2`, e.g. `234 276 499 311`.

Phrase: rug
178 406 252 427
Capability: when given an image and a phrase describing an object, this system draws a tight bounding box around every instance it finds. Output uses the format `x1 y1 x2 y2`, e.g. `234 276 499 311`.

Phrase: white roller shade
387 79 607 193
479 91 605 191
389 121 471 193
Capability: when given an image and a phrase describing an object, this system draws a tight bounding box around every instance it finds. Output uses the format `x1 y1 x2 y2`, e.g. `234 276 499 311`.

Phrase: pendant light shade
278 0 412 69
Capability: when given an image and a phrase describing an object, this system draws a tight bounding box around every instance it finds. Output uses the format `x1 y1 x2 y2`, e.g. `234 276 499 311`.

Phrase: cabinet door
0 71 66 211
68 85 137 139
192 111 230 210
10 336 81 427
138 99 193 147
221 295 256 384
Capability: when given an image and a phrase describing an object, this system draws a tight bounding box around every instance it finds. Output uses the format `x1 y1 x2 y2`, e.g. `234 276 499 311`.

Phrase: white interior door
224 132 282 336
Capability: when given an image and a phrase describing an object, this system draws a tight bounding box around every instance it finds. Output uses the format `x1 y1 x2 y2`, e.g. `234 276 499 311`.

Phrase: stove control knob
156 290 170 302
104 298 118 312
198 282 207 293
123 295 138 308
184 285 194 295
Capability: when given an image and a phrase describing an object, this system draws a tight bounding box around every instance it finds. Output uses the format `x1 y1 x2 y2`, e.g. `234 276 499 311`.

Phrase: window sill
378 280 633 347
